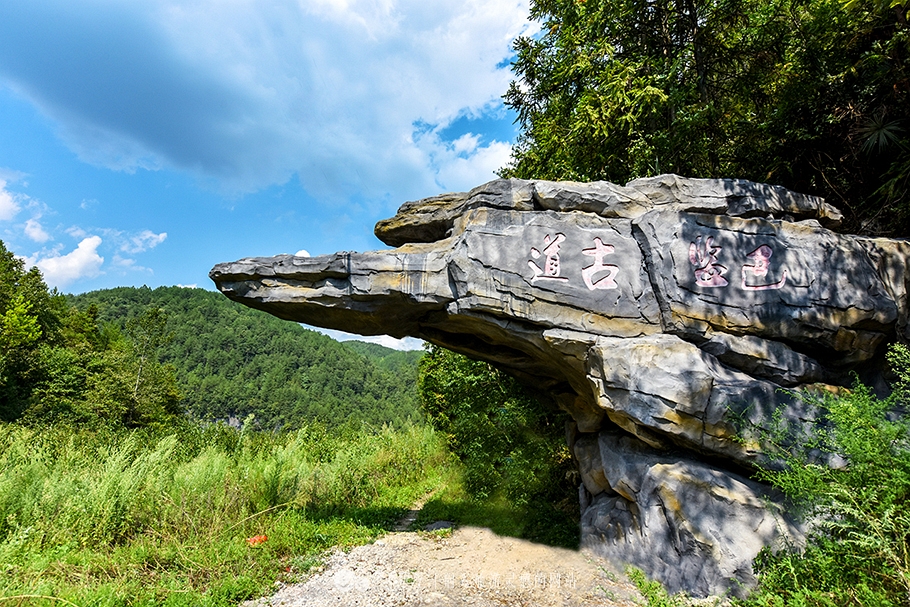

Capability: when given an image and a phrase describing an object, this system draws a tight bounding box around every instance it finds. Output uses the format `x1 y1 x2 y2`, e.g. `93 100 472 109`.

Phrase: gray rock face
210 175 910 597
579 432 798 598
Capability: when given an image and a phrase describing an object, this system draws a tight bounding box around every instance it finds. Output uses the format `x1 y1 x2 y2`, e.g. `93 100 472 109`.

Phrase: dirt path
243 515 643 607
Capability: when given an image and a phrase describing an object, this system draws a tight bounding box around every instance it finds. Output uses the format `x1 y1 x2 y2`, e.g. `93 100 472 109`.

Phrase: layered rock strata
211 175 910 597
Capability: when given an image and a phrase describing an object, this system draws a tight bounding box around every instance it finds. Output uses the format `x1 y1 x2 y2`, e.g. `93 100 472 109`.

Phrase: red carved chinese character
689 235 728 287
581 237 619 290
528 233 569 282
741 245 788 291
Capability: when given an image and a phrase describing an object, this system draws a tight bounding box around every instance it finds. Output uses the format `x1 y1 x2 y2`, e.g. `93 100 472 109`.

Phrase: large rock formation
210 175 910 597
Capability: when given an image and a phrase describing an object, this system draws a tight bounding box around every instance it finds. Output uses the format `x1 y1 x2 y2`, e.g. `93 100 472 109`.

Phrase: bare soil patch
243 524 643 607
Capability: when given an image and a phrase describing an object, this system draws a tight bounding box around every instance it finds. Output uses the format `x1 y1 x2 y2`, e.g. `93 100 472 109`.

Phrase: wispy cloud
0 0 532 201
0 168 27 183
122 229 167 254
66 226 87 239
0 179 166 289
111 253 155 274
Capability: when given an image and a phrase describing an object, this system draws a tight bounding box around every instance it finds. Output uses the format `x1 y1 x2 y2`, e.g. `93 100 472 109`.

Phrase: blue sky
0 0 531 288
0 0 533 348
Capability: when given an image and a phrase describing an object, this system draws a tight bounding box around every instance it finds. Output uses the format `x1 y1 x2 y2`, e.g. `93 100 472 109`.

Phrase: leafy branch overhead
503 0 910 235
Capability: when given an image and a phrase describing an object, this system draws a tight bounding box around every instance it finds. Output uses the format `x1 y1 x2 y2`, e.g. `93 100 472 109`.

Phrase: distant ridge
342 341 424 375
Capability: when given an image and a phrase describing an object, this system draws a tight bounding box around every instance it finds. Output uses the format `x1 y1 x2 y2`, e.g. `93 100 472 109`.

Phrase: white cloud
31 236 104 289
0 167 165 288
415 129 514 193
6 205 171 288
66 226 88 238
359 334 425 351
313 327 424 351
24 217 50 242
0 168 27 183
0 0 534 202
295 249 311 257
112 255 135 267
111 254 153 273
0 180 21 221
122 229 167 253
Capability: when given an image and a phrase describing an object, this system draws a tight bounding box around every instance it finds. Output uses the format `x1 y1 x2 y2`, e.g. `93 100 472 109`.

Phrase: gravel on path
242 525 643 607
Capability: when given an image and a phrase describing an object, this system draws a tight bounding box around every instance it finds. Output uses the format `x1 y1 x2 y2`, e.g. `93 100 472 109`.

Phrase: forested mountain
69 287 423 429
343 341 424 375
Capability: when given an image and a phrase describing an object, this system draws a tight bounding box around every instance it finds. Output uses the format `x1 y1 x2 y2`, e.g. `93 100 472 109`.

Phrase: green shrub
628 567 688 607
742 344 910 606
416 345 579 546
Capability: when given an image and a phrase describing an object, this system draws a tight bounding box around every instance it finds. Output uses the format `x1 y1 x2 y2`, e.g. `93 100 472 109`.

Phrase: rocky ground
243 524 643 607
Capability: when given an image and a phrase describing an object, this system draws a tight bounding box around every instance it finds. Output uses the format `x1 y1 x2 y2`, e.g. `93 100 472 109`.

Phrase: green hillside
69 286 422 429
343 340 424 375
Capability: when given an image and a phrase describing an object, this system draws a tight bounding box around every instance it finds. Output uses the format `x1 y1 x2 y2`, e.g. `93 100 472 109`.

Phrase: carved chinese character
528 233 569 282
581 237 619 290
689 235 728 287
741 244 788 291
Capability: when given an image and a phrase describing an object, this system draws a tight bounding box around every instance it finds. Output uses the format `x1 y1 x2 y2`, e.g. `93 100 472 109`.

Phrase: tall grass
0 421 451 606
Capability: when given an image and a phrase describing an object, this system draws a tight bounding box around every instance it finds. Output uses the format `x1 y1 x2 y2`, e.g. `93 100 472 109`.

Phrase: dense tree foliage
70 287 423 429
735 345 910 606
503 0 910 234
0 240 62 417
343 341 424 375
0 240 181 427
417 345 578 544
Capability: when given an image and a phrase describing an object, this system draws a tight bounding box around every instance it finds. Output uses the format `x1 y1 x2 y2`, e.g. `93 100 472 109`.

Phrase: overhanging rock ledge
210 174 910 597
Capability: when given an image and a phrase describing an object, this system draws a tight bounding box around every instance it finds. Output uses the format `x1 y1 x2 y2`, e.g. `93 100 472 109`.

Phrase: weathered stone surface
626 174 843 226
634 211 896 363
374 174 843 247
446 209 661 337
211 174 910 597
533 180 652 218
586 334 781 461
696 331 829 386
581 431 801 598
213 244 453 338
375 179 535 247
574 434 612 496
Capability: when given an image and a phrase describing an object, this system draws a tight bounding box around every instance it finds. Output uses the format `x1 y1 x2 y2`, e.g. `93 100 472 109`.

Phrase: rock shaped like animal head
210 175 909 596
